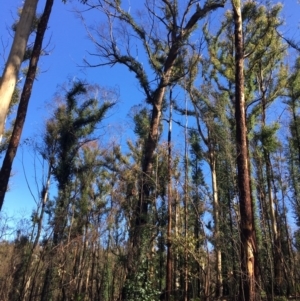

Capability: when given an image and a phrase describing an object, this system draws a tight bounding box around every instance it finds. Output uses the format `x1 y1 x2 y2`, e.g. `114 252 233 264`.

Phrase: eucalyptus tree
201 1 288 298
80 0 225 297
0 0 91 142
40 81 115 301
0 0 95 212
0 0 39 142
0 88 20 158
237 4 287 296
231 1 259 299
241 3 287 295
0 0 54 212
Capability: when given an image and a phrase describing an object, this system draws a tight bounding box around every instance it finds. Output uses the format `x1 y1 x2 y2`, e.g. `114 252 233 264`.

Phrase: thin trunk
192 88 223 299
193 161 202 299
265 151 283 295
33 162 52 250
204 247 211 301
232 1 258 300
254 148 273 297
174 188 180 300
76 236 88 296
260 68 282 296
280 172 296 294
193 100 223 299
16 163 52 300
0 0 39 141
210 152 223 298
166 89 173 301
90 242 97 301
227 180 238 298
184 87 189 301
41 258 54 301
0 0 53 210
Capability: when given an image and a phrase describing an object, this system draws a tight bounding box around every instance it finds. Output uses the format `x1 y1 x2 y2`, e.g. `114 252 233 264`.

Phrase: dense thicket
1 1 300 301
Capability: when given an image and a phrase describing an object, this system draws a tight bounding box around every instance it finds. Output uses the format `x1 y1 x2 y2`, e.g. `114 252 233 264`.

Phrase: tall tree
232 0 258 299
166 88 173 301
0 0 39 141
41 81 114 300
0 0 54 211
201 1 287 297
81 0 225 296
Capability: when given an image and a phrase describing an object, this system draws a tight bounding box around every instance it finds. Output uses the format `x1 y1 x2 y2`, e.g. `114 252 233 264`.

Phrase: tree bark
232 1 258 300
0 0 39 142
166 90 173 301
125 2 225 294
0 0 54 211
210 153 223 298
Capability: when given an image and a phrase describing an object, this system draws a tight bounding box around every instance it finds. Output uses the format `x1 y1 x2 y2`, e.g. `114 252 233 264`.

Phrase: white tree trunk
0 0 39 142
211 155 223 297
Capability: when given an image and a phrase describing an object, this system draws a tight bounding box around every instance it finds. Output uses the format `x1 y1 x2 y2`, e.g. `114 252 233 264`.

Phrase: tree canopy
1 1 300 301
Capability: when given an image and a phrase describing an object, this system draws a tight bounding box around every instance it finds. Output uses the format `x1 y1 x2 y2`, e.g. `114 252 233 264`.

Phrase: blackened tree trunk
232 1 258 300
166 89 173 301
0 0 54 211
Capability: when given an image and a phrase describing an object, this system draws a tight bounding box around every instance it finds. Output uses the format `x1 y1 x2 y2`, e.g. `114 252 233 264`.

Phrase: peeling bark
232 1 258 300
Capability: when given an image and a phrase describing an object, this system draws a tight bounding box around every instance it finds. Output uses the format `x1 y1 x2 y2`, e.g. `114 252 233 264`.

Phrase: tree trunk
265 150 283 295
0 0 39 142
232 1 258 300
166 90 173 301
0 0 53 211
210 151 223 298
184 96 189 301
33 161 52 250
117 3 224 298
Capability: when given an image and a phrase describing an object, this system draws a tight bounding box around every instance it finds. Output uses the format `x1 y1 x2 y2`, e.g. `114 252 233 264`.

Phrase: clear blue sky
0 0 299 220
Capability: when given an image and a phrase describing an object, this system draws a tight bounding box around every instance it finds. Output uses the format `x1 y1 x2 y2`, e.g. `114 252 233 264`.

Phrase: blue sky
0 0 145 218
0 0 300 220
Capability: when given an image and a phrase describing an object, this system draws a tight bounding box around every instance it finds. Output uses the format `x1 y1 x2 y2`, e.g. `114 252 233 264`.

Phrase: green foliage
46 81 114 188
254 123 280 153
124 259 160 301
133 107 151 140
2 1 300 300
43 80 115 242
189 129 205 186
287 57 300 100
205 1 286 122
